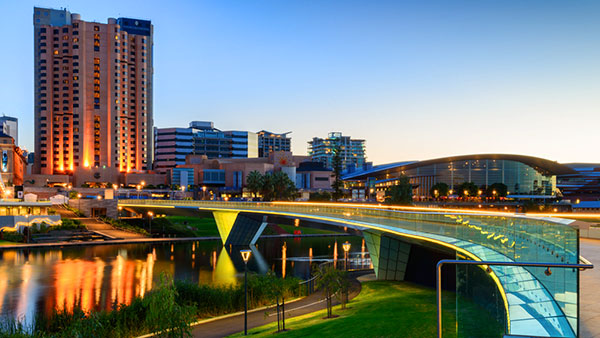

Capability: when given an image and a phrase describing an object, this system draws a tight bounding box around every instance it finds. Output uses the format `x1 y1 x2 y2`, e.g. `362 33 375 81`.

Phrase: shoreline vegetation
0 272 301 338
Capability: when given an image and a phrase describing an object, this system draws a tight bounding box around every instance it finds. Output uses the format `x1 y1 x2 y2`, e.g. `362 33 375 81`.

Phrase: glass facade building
343 154 575 198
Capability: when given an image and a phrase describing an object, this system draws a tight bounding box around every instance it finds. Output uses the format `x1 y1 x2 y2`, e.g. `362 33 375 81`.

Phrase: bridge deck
119 200 580 337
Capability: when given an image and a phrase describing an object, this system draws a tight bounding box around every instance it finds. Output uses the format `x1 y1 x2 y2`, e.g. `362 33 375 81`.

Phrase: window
94 26 100 31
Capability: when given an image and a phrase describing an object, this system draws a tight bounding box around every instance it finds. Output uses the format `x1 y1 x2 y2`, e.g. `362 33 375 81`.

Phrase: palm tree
246 171 264 198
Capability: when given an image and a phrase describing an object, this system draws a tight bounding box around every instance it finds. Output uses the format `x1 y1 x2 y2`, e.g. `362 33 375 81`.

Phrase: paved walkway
191 273 364 338
580 238 600 338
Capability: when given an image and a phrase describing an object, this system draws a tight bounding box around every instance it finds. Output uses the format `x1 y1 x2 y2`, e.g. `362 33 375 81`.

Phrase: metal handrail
436 259 594 338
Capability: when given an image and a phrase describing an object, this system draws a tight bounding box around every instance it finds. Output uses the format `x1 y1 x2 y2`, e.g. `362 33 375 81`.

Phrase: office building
0 116 18 145
33 7 153 176
154 121 258 174
257 130 291 157
308 132 366 170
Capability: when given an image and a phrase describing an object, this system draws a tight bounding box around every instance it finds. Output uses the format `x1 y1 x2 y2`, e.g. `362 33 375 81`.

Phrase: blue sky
1 0 599 164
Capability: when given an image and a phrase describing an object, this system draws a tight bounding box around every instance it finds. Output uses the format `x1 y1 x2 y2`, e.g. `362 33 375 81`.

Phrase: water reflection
0 236 366 323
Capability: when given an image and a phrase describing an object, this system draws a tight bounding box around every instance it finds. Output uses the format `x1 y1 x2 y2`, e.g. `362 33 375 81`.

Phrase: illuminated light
84 160 90 168
478 190 482 195
553 208 558 212
240 249 252 263
342 241 351 253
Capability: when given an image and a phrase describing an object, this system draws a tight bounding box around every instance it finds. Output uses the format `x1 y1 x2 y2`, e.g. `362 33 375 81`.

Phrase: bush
0 273 301 338
1 231 24 243
309 191 332 201
101 217 149 236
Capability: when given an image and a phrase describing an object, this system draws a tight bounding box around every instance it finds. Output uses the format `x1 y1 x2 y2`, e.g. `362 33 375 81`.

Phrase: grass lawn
0 240 22 245
163 216 220 237
230 280 504 338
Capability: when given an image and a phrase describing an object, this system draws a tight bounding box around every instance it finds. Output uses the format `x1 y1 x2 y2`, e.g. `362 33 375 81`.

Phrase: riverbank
231 279 504 338
0 233 351 250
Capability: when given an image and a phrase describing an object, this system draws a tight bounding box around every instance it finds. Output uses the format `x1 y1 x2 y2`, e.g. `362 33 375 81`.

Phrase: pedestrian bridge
118 200 583 338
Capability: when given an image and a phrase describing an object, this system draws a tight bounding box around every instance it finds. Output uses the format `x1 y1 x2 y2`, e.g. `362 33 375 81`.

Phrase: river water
0 236 369 324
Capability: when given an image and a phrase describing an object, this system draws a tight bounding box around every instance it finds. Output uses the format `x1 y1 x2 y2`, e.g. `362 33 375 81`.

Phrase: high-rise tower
33 7 153 176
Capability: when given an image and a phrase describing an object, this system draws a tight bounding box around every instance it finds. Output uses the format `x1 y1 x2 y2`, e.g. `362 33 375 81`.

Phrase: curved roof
342 154 576 180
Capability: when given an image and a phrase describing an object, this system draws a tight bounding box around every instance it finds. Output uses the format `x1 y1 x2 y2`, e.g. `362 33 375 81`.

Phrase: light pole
77 193 82 213
202 186 207 200
117 206 122 221
342 241 351 271
240 249 252 335
147 211 153 237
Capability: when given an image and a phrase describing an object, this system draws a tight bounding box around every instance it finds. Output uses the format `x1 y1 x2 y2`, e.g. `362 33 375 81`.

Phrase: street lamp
342 241 351 271
240 249 252 335
147 211 153 236
202 186 207 200
77 193 82 212
117 206 122 220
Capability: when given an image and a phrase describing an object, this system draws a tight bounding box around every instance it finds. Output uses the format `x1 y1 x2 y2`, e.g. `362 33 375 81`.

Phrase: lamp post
202 186 207 200
147 211 153 237
117 206 122 221
77 193 82 213
240 249 252 335
342 241 351 271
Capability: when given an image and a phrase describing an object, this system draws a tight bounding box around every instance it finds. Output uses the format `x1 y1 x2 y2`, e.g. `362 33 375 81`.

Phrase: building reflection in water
281 242 287 278
0 236 366 322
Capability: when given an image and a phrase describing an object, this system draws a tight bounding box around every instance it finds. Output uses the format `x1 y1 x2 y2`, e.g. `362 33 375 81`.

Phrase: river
0 236 370 325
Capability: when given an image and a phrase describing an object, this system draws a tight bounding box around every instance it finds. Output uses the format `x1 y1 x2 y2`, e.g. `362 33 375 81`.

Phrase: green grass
230 281 504 338
162 216 220 237
276 224 339 235
0 240 22 245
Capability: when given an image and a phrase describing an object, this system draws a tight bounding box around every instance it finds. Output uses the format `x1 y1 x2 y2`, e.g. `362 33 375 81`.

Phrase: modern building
0 116 18 146
257 130 291 157
295 161 332 190
173 151 312 195
33 7 153 176
342 154 576 199
557 163 600 202
308 132 366 170
154 121 258 174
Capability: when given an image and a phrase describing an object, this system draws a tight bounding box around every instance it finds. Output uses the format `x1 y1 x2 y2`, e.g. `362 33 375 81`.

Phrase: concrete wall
68 198 117 219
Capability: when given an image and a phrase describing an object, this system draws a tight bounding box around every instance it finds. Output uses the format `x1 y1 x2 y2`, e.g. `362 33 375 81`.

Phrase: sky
0 0 599 165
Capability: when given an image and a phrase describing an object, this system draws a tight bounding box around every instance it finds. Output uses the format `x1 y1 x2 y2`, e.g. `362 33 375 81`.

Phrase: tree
385 175 413 205
331 142 344 201
486 182 508 198
271 171 297 201
314 264 344 318
430 182 449 199
457 182 478 198
263 272 298 332
246 171 264 198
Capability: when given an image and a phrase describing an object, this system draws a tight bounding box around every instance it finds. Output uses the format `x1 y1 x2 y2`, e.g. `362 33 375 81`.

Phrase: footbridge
118 200 590 337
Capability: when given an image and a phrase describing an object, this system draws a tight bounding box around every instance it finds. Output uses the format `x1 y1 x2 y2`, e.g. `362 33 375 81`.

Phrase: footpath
580 238 600 338
190 272 368 338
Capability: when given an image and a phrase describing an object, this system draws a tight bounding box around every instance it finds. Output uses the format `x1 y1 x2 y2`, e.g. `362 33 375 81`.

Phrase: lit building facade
308 132 366 170
0 133 26 187
257 130 291 158
154 121 258 174
33 7 153 176
342 154 576 199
